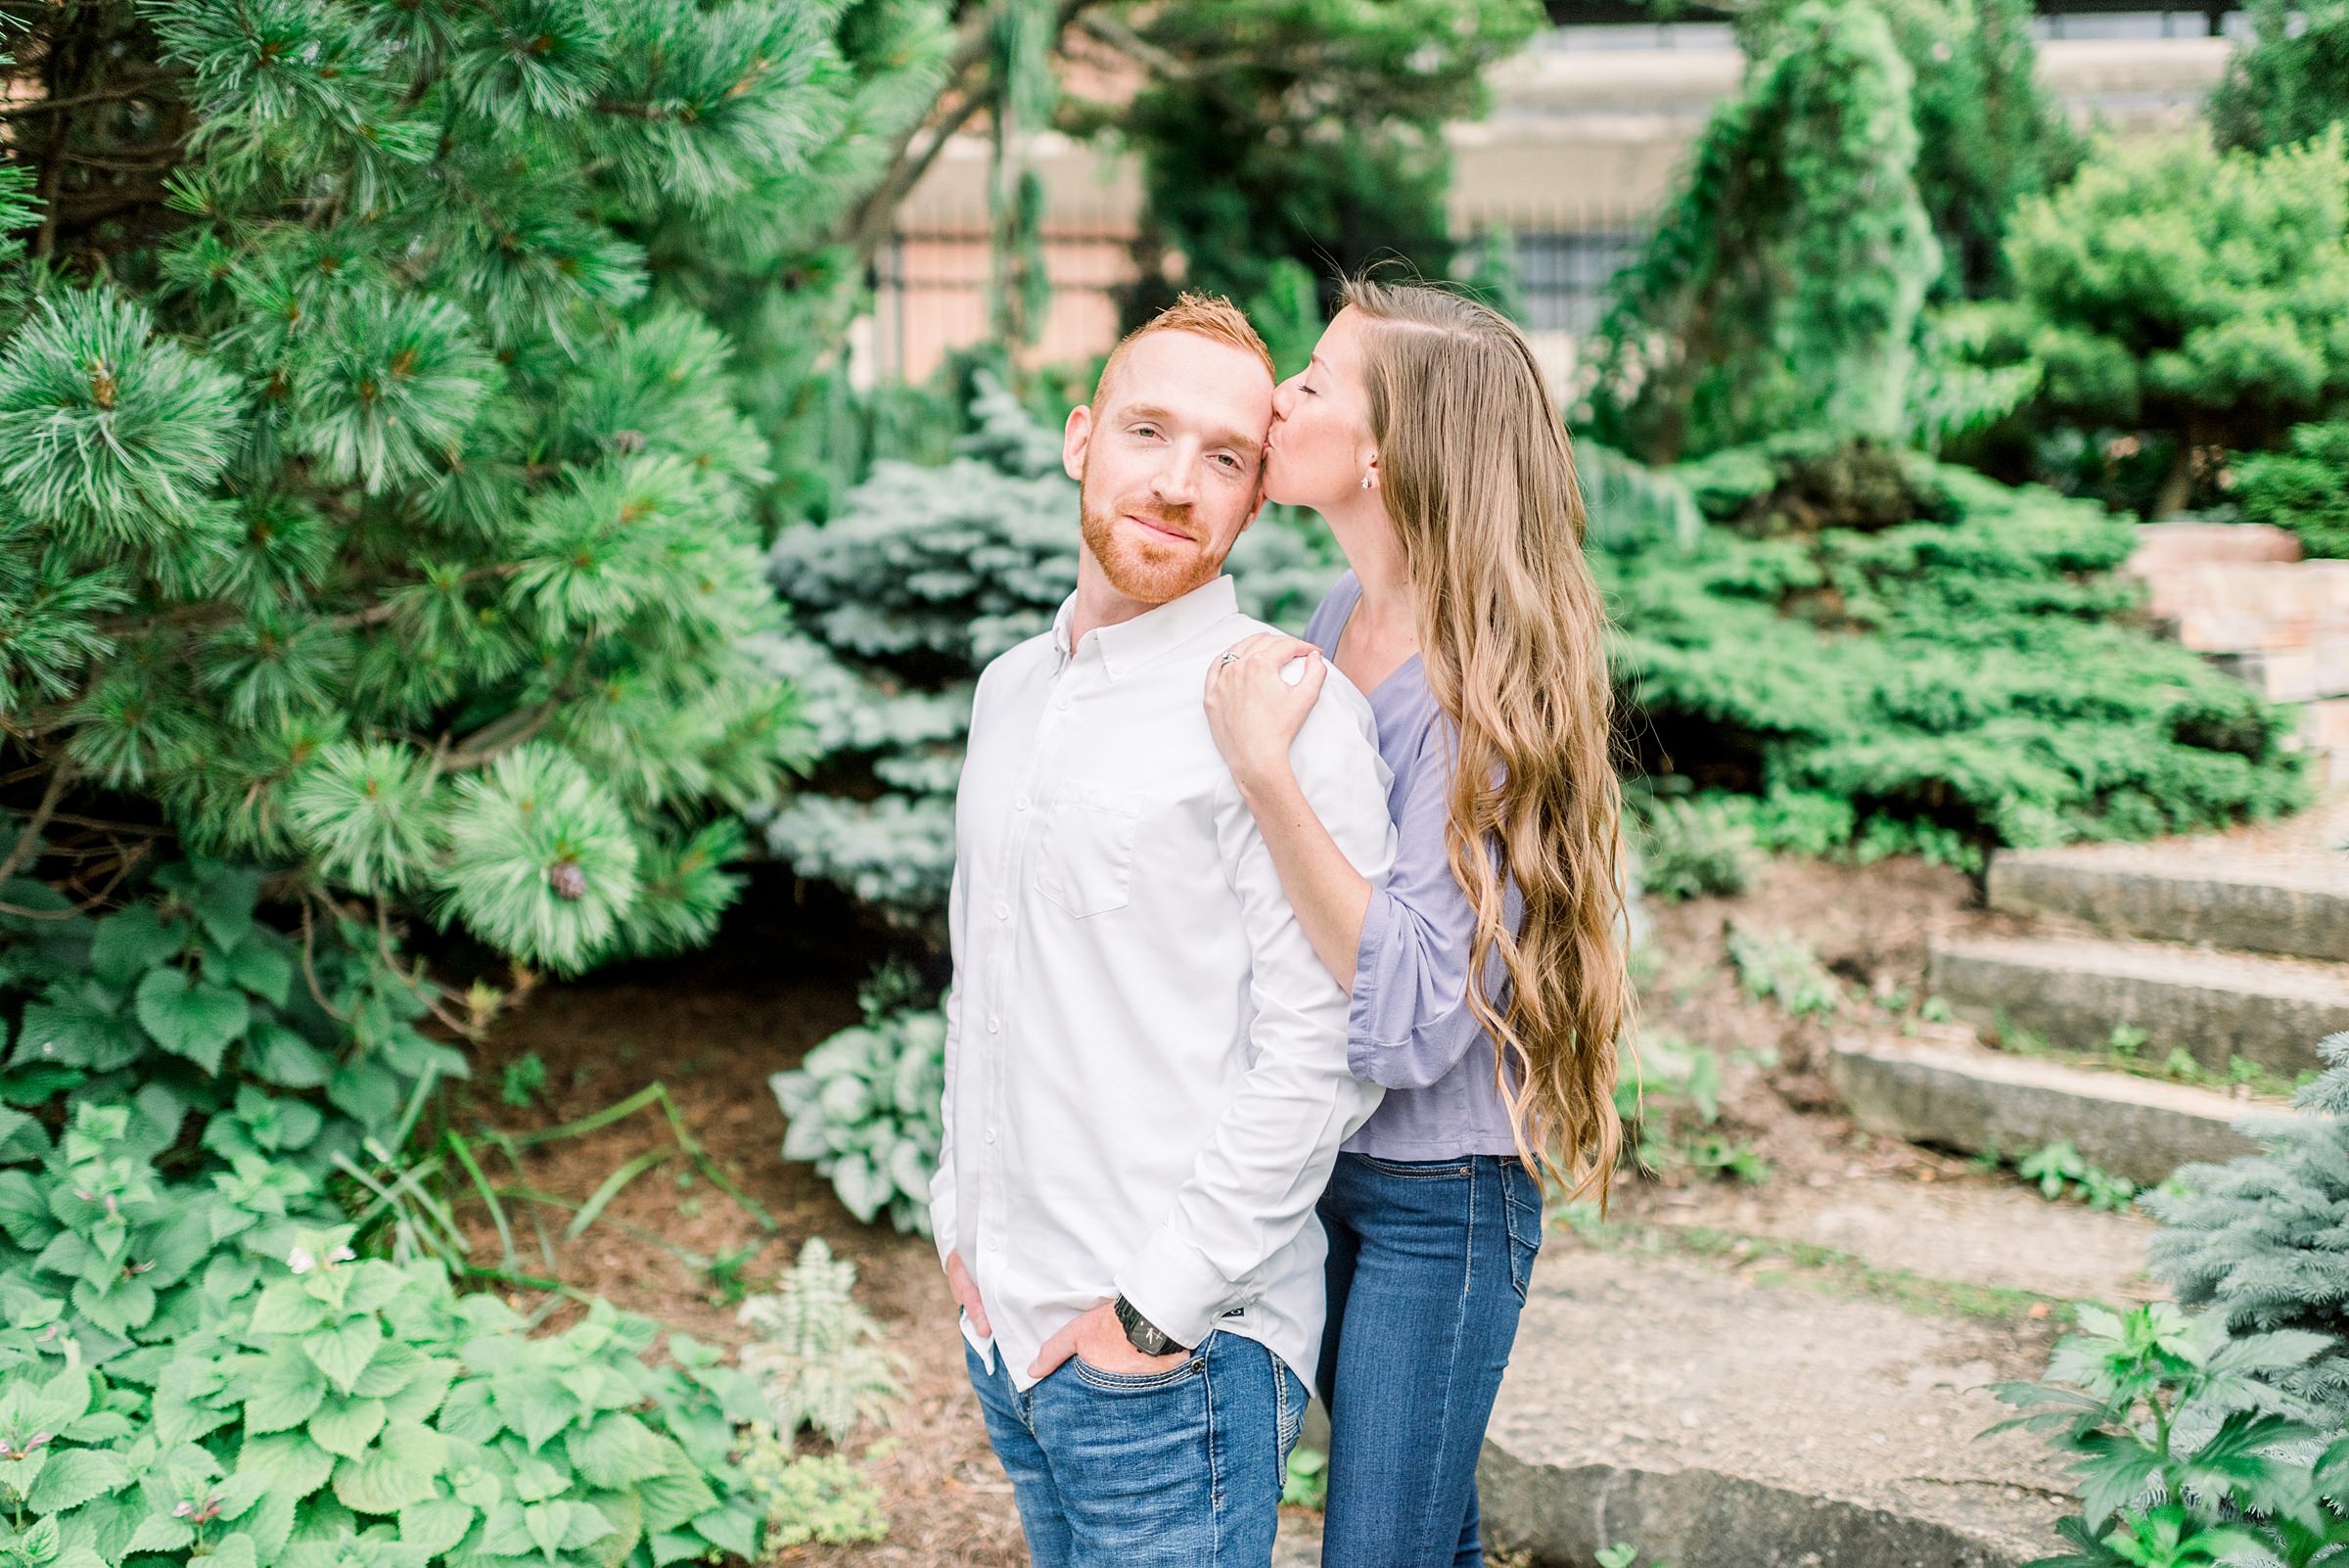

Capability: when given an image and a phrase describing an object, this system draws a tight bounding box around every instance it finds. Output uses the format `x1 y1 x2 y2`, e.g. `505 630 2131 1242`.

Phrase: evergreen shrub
1607 435 2312 866
2237 422 2349 560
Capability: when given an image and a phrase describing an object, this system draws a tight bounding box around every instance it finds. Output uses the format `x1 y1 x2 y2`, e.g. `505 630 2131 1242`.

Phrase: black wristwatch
1114 1295 1187 1357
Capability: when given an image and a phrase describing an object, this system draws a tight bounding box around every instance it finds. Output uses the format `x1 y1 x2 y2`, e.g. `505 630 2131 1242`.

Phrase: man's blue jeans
1317 1151 1544 1568
964 1326 1306 1567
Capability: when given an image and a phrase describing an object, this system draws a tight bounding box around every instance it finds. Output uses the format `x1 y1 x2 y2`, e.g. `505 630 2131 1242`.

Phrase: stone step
1988 846 2349 962
1826 1035 2282 1189
2210 636 2349 702
1928 934 2349 1076
2126 520 2302 576
1480 1247 2073 1568
2143 560 2349 637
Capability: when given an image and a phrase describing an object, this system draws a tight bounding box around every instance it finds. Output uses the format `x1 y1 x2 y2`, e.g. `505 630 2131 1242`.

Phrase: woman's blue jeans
1316 1150 1543 1568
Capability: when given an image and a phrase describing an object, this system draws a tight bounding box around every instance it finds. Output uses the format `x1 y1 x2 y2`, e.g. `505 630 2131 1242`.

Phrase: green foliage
1726 926 1844 1021
501 1056 548 1111
1606 435 2312 860
1961 129 2349 519
0 854 788 1567
2140 1033 2349 1425
735 1443 886 1547
735 1239 901 1446
1280 1446 1326 1509
1589 0 1941 461
2012 1140 2141 1213
1987 1302 2349 1566
769 1004 946 1236
2237 422 2349 560
1596 1546 1680 1568
1617 1035 1773 1185
0 0 957 976
1628 794 1757 902
760 374 1340 931
1086 0 1542 321
2210 0 2349 154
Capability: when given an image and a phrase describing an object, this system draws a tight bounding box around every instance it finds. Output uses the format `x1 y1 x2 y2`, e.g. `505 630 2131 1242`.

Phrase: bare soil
441 851 2096 1566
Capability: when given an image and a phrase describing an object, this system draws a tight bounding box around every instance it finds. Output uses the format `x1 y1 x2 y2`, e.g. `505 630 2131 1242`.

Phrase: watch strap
1113 1295 1187 1356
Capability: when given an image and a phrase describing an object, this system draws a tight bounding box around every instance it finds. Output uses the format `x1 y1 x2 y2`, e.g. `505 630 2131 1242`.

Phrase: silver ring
1220 651 1241 666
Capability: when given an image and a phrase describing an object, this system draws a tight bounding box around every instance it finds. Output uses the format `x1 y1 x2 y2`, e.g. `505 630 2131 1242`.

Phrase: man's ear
1062 403 1093 484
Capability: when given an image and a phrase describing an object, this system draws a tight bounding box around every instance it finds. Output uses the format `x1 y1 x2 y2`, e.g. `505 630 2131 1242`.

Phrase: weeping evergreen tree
1588 0 1942 464
0 0 949 976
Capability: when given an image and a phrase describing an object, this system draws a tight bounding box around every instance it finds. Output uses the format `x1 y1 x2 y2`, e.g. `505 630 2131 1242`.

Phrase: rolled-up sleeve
1111 680 1397 1349
1348 717 1502 1092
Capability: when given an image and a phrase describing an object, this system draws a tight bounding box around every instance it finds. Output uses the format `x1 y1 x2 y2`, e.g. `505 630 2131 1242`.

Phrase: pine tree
2210 0 2349 154
2142 1031 2349 1426
0 0 949 976
1589 0 1942 463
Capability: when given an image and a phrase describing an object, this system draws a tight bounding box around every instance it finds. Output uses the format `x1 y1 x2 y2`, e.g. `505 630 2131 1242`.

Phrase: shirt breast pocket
1034 780 1144 919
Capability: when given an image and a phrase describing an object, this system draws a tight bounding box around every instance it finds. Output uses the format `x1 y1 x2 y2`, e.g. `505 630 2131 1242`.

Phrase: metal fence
864 210 1655 386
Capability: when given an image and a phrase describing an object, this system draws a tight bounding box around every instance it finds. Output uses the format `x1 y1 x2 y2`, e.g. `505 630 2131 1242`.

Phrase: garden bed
442 853 2094 1565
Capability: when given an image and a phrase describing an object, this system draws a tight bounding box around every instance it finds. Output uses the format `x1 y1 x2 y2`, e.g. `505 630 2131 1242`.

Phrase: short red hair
1091 292 1274 411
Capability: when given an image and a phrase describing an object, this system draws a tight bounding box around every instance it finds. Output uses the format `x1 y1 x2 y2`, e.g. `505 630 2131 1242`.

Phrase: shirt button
985 1128 997 1144
986 1235 1002 1252
1055 694 1071 711
987 1016 1000 1034
994 902 1009 920
1015 795 1030 810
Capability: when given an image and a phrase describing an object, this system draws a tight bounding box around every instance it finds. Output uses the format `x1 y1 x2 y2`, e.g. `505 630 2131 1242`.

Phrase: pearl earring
1360 472 1379 490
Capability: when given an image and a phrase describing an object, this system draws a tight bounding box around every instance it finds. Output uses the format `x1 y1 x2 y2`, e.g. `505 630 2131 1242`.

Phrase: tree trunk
2151 427 2196 519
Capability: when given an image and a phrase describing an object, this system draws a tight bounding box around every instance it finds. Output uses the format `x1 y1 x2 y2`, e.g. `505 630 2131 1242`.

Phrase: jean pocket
1069 1350 1204 1392
1033 781 1143 918
1499 1161 1544 1305
1353 1152 1473 1180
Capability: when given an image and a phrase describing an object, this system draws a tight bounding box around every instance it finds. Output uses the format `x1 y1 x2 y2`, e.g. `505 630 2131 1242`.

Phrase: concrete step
1480 1247 2073 1567
1928 934 2349 1076
1988 846 2349 962
1826 1035 2281 1189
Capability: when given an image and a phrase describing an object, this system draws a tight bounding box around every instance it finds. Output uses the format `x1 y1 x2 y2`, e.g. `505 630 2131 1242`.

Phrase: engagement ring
1220 651 1241 666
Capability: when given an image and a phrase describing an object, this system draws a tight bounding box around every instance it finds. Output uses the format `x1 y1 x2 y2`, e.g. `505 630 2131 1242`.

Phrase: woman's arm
1205 633 1374 988
1207 635 1501 1094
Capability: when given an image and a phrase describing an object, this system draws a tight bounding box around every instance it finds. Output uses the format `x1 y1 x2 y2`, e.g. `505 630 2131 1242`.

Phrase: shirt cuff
1112 1228 1231 1351
1345 887 1399 1081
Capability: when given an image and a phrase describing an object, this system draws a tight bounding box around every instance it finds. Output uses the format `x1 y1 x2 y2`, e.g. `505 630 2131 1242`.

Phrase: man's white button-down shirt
929 572 1397 1396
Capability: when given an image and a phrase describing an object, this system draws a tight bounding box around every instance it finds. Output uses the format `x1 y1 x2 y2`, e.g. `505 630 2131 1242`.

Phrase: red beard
1078 469 1220 605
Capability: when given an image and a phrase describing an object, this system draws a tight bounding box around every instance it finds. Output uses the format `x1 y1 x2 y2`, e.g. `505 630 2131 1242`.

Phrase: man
929 294 1397 1566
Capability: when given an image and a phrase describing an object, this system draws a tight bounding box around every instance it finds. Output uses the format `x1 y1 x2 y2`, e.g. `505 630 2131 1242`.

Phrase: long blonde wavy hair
1343 277 1634 1216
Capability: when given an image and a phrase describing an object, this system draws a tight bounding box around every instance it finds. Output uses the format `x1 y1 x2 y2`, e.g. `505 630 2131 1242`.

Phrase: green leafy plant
1726 926 1844 1020
736 1239 903 1447
1281 1446 1327 1509
1617 1035 1773 1185
1986 1301 2344 1566
500 1056 548 1111
736 1442 887 1548
2013 1140 2141 1213
1595 1545 1680 1568
769 1008 946 1235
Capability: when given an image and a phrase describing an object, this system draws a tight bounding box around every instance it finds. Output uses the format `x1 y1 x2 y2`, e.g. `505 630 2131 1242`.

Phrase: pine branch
0 74 181 118
0 756 76 887
438 700 559 773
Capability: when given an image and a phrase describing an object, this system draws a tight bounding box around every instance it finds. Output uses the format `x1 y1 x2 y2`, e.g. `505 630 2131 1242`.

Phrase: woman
1204 279 1634 1567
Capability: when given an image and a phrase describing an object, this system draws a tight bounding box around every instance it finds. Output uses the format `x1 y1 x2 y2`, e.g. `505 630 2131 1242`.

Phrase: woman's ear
1361 451 1381 491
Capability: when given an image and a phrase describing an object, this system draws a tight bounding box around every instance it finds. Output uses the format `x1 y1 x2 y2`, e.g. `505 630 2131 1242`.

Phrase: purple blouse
1302 572 1526 1160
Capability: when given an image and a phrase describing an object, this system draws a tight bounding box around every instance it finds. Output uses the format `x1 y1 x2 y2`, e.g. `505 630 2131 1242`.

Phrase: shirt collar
1050 575 1240 681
